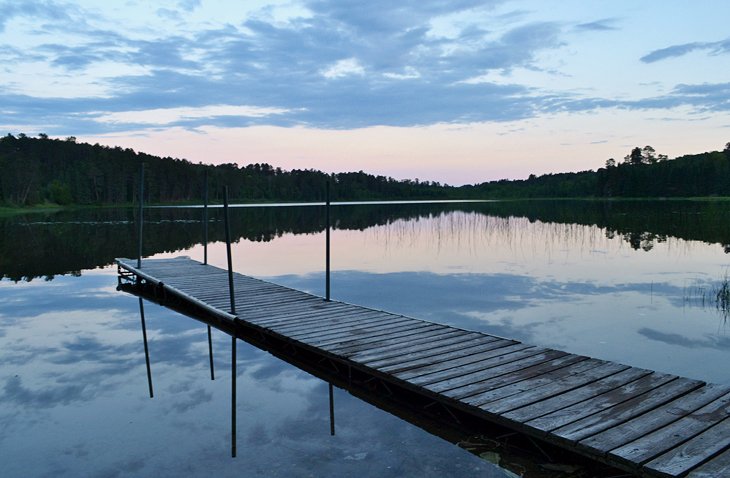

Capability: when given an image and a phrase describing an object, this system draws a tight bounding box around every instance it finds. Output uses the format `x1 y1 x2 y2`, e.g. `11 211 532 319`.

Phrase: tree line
1 133 729 205
0 133 453 205
461 143 730 198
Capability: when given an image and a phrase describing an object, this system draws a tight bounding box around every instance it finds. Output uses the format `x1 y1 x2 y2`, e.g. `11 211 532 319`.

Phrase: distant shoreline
5 196 730 217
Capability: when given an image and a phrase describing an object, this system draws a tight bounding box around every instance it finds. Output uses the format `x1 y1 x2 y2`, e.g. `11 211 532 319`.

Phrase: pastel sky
2 0 729 185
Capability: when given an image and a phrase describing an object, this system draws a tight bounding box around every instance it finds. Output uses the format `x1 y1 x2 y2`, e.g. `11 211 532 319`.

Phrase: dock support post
203 168 209 265
224 186 237 458
224 186 236 315
231 327 237 458
207 326 215 381
139 298 153 398
329 383 335 436
137 163 144 269
325 180 331 302
203 170 215 381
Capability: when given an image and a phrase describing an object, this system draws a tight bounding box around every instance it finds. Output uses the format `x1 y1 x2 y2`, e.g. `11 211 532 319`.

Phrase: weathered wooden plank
686 447 730 477
344 329 471 360
644 418 730 477
324 324 450 355
422 349 568 394
456 356 601 404
173 279 280 293
165 277 254 288
248 307 369 329
232 290 312 305
481 361 629 415
362 334 498 368
270 311 395 336
525 371 677 433
387 340 528 382
317 324 446 352
238 299 348 319
248 303 357 325
501 367 652 423
552 377 704 444
249 297 350 313
380 338 520 376
607 389 730 467
232 293 320 309
578 384 730 456
283 315 414 341
308 321 437 348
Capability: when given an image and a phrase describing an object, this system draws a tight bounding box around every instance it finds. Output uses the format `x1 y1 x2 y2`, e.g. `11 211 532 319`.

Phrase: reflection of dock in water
117 256 730 478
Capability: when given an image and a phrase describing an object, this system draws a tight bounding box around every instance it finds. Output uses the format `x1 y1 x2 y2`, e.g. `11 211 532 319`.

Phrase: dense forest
0 133 452 205
1 133 729 205
462 144 730 198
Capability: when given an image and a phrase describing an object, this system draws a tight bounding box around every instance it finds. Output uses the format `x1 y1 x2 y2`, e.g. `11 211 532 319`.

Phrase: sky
1 0 729 185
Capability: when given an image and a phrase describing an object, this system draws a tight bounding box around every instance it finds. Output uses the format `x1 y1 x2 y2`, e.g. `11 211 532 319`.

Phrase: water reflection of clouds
3 375 88 409
638 328 730 350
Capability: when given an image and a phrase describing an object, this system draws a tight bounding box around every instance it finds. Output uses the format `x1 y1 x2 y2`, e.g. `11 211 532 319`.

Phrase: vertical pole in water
207 326 215 381
137 163 145 269
224 186 237 458
203 168 209 265
203 170 214 381
231 324 237 458
139 298 153 398
224 186 236 315
329 383 335 436
325 180 331 302
325 180 334 435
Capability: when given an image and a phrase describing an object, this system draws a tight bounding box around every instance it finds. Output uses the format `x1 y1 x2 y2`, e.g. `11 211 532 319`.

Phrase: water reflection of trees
3 199 730 281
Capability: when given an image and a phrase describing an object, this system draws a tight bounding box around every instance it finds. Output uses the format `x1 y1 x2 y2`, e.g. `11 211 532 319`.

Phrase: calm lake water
2 200 730 477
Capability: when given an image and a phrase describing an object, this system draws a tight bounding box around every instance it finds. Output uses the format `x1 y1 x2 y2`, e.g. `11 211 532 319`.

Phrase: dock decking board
116 257 730 478
457 357 603 405
551 377 705 444
525 372 679 434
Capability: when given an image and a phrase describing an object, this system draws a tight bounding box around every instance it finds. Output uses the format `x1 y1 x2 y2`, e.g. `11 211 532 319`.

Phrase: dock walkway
116 256 730 478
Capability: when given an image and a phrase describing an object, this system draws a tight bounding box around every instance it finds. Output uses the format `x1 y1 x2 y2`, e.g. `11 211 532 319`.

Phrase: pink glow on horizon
79 109 729 186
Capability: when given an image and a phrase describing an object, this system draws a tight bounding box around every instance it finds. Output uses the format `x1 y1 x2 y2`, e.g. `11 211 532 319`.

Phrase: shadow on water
4 199 730 282
121 283 626 478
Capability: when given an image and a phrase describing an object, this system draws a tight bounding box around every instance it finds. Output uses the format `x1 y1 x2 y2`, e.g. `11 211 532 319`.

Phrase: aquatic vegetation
684 272 730 321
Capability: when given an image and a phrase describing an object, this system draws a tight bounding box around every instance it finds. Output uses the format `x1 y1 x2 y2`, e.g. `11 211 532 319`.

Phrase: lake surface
2 200 730 477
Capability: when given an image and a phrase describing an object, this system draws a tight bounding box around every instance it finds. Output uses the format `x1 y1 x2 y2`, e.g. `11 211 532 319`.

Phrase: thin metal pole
329 382 335 436
325 180 331 301
224 186 236 315
204 172 215 381
224 186 237 458
137 163 144 269
203 169 209 265
139 298 153 398
207 325 215 380
231 330 237 458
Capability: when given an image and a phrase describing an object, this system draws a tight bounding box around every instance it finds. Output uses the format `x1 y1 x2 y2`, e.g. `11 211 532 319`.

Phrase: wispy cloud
96 104 293 126
0 0 75 32
641 38 730 63
574 18 619 32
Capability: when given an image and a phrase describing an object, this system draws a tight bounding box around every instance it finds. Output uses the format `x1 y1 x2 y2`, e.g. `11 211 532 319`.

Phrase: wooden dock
116 256 730 478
